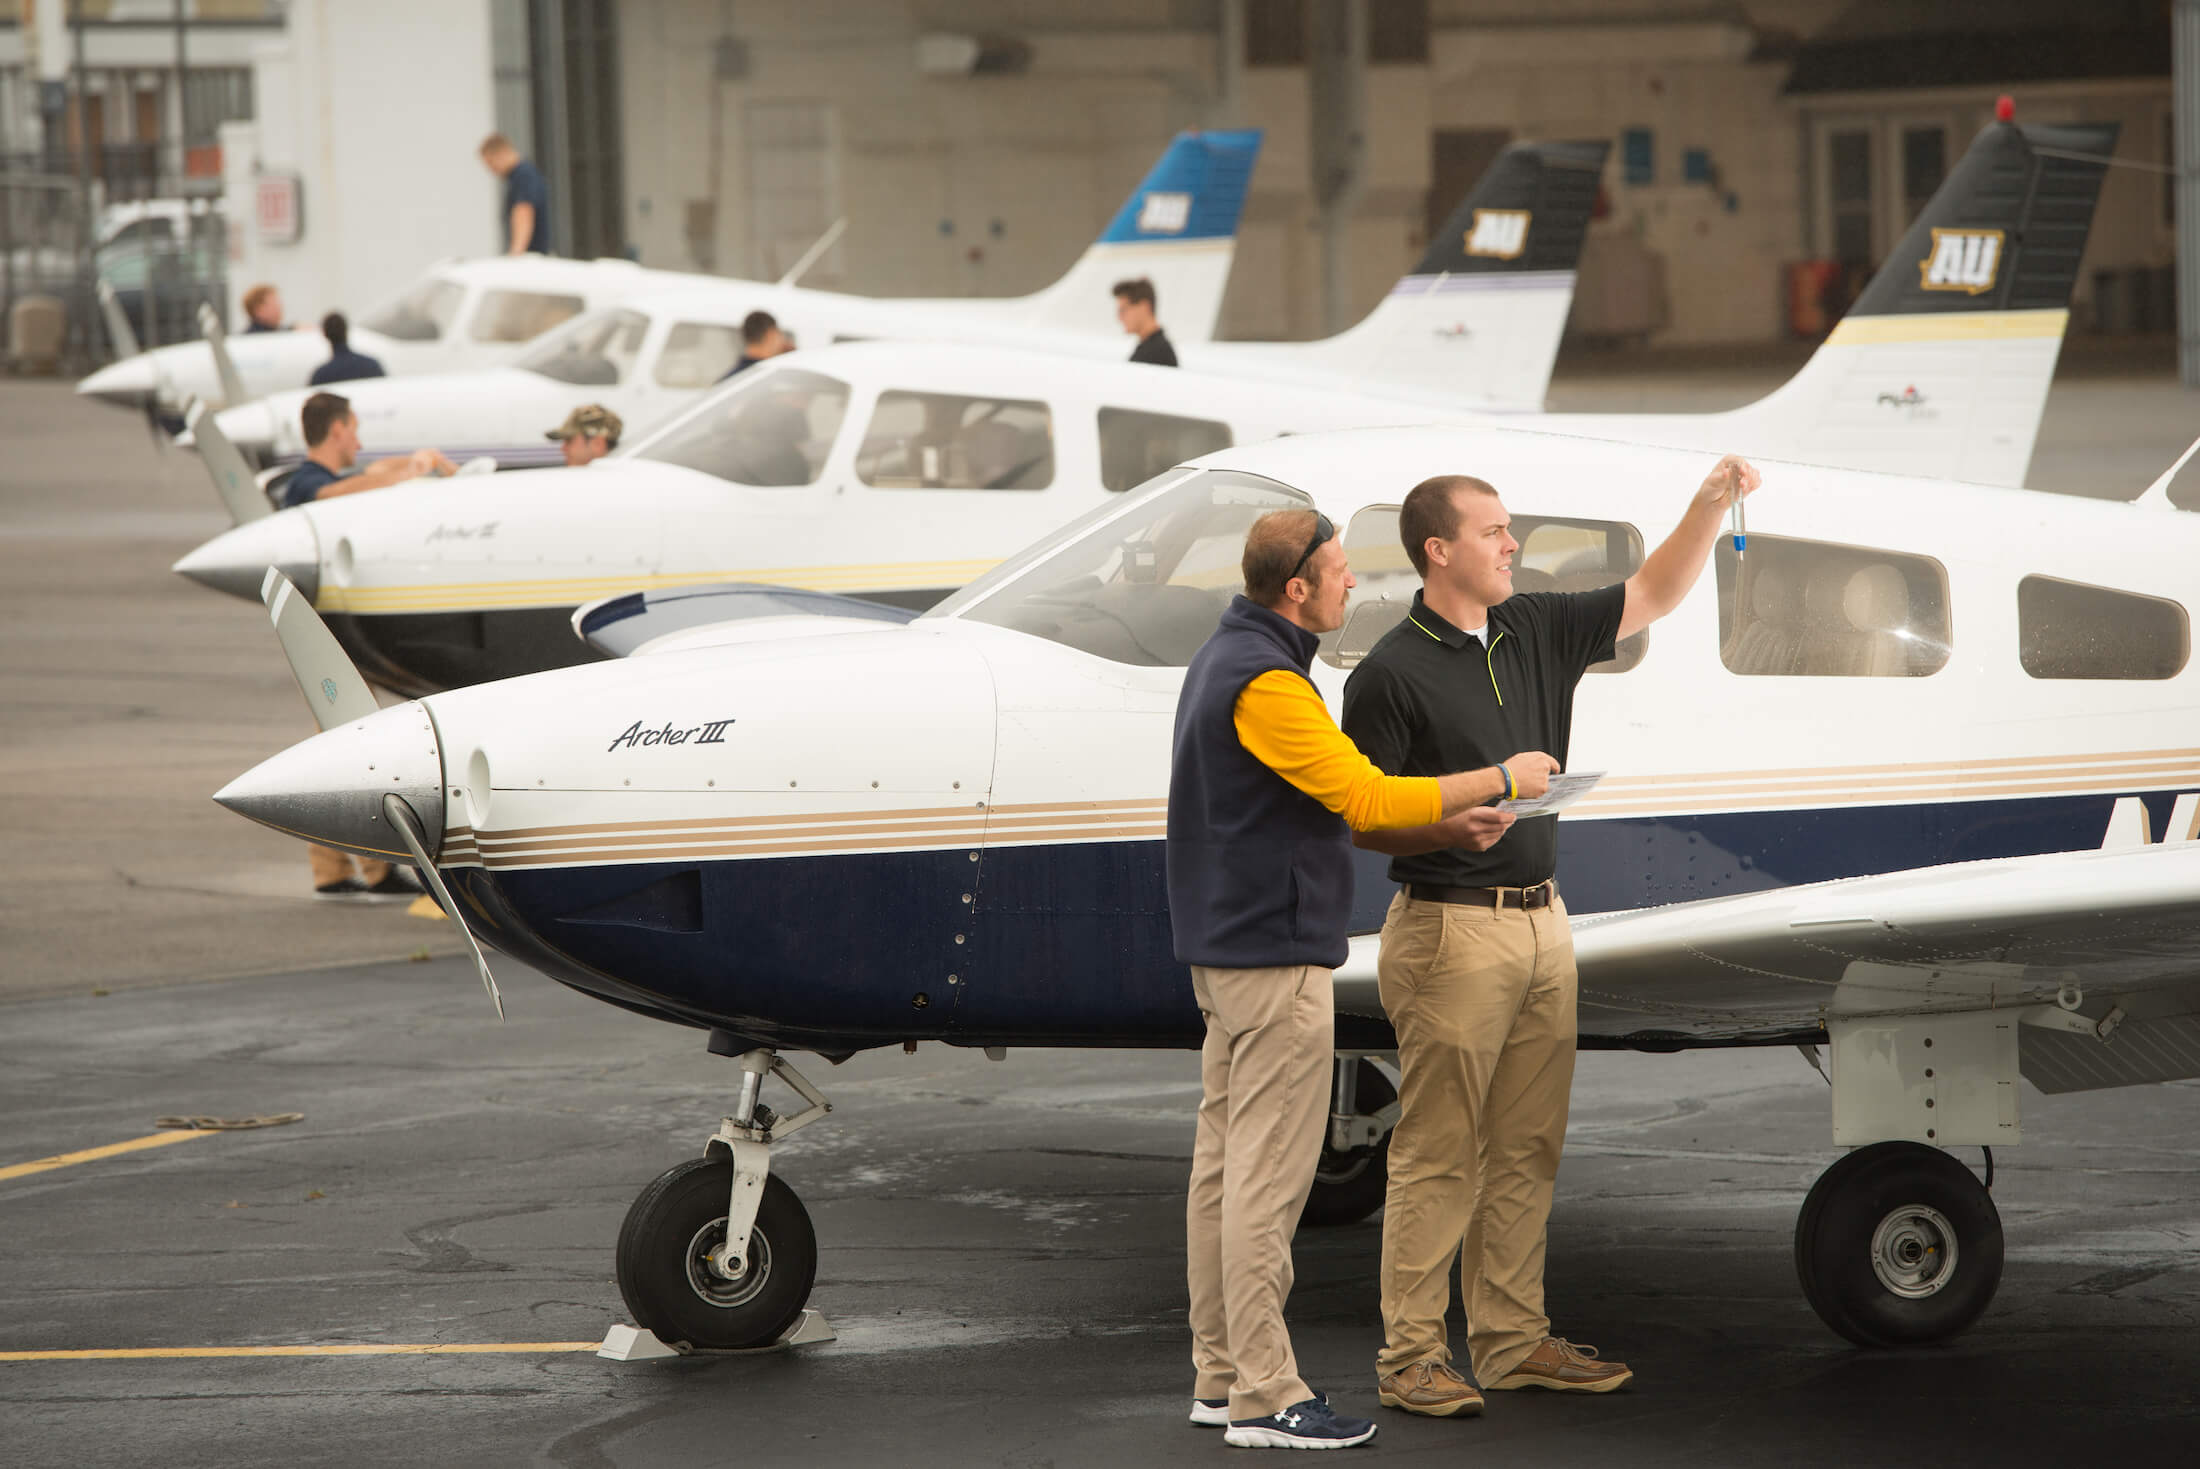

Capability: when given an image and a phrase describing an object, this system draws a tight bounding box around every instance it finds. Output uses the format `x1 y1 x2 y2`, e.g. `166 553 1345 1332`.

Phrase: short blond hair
479 132 516 157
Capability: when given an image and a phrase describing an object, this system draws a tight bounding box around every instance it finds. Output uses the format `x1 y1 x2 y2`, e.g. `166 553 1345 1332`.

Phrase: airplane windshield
359 278 465 342
942 468 1310 667
634 367 852 487
516 309 649 385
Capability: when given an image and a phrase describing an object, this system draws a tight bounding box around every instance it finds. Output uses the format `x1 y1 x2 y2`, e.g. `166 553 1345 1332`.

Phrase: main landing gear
615 1048 834 1350
1794 1141 2004 1347
1303 1056 1399 1227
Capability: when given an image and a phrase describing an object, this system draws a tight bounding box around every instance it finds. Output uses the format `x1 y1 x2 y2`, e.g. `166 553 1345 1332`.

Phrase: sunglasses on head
1289 513 1335 584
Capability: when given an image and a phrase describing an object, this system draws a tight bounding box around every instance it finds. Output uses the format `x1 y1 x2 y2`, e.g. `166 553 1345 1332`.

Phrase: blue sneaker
1190 1397 1230 1427
1224 1396 1377 1449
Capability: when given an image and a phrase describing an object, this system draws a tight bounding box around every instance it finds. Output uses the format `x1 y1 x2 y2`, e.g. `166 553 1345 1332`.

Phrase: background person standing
1114 277 1176 366
1168 507 1547 1451
480 132 552 255
1340 456 1760 1417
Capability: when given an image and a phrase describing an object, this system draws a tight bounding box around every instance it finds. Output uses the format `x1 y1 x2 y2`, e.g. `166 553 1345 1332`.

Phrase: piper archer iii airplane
78 129 1264 417
215 409 2200 1356
171 119 2114 702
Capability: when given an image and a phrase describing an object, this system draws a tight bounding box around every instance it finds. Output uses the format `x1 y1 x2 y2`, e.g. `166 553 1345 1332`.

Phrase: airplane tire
1300 1060 1394 1228
615 1157 817 1350
1794 1142 2002 1348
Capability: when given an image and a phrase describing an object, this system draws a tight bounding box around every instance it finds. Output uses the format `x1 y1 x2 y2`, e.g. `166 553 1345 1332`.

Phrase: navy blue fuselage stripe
448 787 2170 1054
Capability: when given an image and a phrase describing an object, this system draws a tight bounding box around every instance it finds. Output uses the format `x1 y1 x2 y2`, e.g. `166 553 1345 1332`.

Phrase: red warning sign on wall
255 172 303 246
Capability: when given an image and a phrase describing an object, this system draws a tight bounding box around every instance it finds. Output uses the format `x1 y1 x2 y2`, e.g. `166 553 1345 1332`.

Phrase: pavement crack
395 1204 552 1275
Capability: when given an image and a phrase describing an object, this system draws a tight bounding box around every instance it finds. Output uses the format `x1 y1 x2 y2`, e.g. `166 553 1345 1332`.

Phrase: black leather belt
1409 880 1556 911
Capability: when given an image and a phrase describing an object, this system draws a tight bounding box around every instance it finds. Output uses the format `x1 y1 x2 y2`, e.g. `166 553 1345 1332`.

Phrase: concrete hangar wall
611 0 2171 346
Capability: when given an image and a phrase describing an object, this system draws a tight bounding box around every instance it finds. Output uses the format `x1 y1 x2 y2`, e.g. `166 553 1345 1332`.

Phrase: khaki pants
1186 963 1334 1421
309 844 390 889
1374 889 1577 1385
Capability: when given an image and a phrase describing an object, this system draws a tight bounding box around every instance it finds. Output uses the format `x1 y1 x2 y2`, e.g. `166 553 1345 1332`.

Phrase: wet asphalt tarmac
4 956 2197 1467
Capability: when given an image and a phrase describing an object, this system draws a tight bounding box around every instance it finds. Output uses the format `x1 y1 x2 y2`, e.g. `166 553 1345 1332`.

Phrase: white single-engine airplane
216 410 2200 1357
77 129 1263 415
196 138 1611 472
173 120 2113 702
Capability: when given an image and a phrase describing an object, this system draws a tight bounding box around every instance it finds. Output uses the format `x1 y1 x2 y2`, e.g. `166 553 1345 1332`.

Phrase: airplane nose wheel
617 1156 817 1348
613 1047 834 1351
1794 1141 2003 1347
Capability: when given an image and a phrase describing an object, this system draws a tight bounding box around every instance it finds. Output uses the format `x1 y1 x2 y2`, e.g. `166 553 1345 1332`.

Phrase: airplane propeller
197 301 250 409
185 398 273 525
95 278 141 359
256 568 504 1018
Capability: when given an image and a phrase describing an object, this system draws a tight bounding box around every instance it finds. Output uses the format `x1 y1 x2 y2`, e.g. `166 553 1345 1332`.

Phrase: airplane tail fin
1225 140 1606 408
1708 119 2115 487
1005 129 1261 345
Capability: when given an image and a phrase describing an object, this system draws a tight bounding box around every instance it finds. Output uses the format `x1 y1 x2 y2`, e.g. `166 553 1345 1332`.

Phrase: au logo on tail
1919 228 2003 294
1464 209 1531 260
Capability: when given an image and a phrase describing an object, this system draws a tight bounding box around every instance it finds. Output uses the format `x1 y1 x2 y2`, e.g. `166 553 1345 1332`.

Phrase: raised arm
1618 453 1761 641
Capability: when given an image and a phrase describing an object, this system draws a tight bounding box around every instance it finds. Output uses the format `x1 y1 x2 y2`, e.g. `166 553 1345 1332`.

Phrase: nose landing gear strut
610 1048 836 1352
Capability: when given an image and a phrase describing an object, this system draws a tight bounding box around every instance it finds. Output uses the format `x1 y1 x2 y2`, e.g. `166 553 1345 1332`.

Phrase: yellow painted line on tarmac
0 1342 600 1362
0 1128 215 1183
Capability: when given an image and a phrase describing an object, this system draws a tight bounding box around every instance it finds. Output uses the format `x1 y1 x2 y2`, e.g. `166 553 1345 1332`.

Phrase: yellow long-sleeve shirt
1233 669 1443 832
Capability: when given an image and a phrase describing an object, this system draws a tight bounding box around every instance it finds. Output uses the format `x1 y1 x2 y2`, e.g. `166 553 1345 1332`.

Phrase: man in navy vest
1167 506 1558 1450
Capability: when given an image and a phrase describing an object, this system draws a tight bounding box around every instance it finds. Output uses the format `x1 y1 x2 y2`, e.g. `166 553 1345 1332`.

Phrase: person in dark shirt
280 390 456 509
307 313 386 386
1338 456 1762 1414
241 283 286 333
718 310 795 382
1115 276 1176 366
480 132 552 255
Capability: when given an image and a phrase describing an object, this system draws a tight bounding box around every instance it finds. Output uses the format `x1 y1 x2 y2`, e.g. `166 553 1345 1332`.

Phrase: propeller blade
96 279 142 358
185 398 272 525
260 568 377 731
197 301 249 408
383 792 504 1020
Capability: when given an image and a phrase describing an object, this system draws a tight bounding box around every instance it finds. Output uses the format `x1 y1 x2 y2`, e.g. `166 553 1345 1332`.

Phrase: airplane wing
1338 838 2200 1093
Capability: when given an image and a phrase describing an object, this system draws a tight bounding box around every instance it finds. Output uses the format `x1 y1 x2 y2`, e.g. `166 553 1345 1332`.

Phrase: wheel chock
596 1309 836 1362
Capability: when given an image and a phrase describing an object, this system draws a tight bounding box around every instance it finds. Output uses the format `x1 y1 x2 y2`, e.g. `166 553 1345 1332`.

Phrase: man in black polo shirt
1340 456 1760 1416
1114 277 1177 366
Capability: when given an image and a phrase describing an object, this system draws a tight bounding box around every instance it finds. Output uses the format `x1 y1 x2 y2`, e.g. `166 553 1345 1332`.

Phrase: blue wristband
1497 763 1514 802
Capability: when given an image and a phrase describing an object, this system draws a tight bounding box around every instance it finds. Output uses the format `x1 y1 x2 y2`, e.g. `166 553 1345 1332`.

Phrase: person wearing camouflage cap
548 404 623 467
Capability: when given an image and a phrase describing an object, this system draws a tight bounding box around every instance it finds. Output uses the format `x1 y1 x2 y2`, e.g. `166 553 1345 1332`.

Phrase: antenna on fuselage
776 217 848 288
2132 434 2200 510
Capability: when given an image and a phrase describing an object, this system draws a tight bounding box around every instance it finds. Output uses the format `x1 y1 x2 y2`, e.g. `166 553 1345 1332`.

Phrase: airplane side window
653 323 744 388
514 309 649 386
1714 534 1950 677
855 391 1054 491
2018 576 2189 680
1319 507 1647 671
952 469 1310 666
636 367 851 488
1097 407 1231 493
360 279 465 342
468 290 586 343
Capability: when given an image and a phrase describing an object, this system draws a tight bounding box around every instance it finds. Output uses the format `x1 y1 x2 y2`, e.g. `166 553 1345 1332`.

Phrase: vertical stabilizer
1665 120 2116 486
1003 129 1262 345
1207 140 1606 407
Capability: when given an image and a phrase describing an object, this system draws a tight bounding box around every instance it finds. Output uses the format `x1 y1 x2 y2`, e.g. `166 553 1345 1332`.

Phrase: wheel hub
1869 1204 1958 1298
685 1216 773 1309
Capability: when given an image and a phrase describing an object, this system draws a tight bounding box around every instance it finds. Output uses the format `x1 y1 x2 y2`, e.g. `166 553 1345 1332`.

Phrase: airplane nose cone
173 511 320 602
78 356 157 407
215 702 446 863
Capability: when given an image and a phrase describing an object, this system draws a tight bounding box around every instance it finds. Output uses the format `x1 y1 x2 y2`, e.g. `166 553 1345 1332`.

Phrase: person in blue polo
1166 506 1556 1450
480 132 552 255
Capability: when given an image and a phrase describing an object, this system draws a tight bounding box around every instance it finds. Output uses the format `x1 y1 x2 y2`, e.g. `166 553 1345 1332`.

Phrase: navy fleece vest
1166 595 1355 969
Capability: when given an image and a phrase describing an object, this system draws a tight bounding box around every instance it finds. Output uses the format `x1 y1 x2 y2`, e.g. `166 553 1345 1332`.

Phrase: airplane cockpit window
1319 507 1647 671
653 322 745 388
854 391 1054 490
636 367 851 488
2018 576 2189 680
468 289 586 343
1715 535 1950 677
948 468 1310 666
1097 408 1232 492
359 279 465 342
515 309 649 386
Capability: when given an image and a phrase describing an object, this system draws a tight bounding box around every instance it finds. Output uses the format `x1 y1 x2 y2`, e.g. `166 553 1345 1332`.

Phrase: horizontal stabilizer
574 582 918 658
